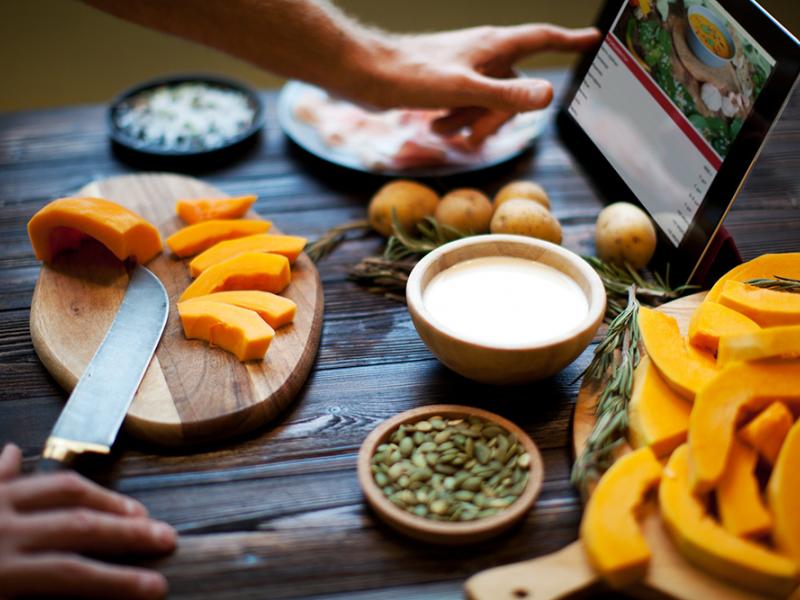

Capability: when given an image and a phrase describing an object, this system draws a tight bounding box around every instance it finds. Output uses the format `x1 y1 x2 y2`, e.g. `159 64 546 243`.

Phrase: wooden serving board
465 293 778 600
29 173 323 447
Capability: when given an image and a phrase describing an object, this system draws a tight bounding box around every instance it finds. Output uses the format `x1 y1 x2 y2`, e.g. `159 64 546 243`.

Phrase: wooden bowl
357 404 544 545
406 234 606 385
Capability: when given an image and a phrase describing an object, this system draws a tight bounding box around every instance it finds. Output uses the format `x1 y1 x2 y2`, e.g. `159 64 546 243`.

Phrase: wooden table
1 71 798 599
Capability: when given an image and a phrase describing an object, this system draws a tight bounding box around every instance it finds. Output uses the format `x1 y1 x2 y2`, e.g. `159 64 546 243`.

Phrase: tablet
557 0 800 284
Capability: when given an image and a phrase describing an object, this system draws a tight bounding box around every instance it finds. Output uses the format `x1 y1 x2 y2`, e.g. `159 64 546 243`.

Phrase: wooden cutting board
29 173 323 447
465 293 781 600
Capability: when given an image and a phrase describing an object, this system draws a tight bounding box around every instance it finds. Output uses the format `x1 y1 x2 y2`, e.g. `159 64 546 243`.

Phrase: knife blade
40 265 168 467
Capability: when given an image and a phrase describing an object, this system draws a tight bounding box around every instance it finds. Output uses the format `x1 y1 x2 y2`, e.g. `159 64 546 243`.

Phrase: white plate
277 80 549 177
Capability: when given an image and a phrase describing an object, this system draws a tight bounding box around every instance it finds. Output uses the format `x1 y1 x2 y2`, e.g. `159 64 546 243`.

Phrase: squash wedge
189 234 307 277
176 195 256 224
739 402 794 466
716 439 772 538
688 300 760 355
180 291 296 329
166 219 270 257
768 419 800 568
706 253 800 303
180 252 291 301
718 325 800 367
719 281 800 327
27 197 162 264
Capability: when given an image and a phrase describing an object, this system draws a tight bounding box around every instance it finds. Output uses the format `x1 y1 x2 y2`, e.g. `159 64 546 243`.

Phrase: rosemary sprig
383 213 467 261
744 275 800 293
571 287 641 500
305 219 370 263
347 257 417 302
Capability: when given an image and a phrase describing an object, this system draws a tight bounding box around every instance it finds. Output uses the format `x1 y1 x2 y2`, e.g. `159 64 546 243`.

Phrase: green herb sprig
305 219 370 263
744 275 800 293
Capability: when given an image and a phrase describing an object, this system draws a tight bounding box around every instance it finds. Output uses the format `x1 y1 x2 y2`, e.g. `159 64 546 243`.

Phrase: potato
490 199 562 244
494 181 551 211
594 202 657 269
434 188 493 234
368 180 439 237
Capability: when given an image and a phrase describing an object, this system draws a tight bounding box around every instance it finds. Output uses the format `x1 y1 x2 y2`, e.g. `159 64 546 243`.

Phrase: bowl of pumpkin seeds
357 404 543 544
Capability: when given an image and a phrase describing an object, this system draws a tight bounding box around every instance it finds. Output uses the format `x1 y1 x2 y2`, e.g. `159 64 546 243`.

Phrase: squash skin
660 445 798 597
189 234 307 277
580 447 662 589
176 195 256 224
180 252 291 301
179 291 296 329
628 356 691 457
638 307 717 400
718 325 800 367
706 253 800 303
166 219 271 257
768 419 800 568
688 359 800 494
688 300 760 355
719 281 800 327
739 402 794 466
716 439 772 538
177 300 274 361
27 197 162 264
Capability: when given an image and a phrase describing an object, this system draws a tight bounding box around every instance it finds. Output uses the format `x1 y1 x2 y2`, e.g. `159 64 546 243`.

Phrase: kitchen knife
38 265 168 470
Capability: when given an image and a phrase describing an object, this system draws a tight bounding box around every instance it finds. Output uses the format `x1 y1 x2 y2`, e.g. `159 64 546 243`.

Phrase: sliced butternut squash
176 195 256 224
659 445 798 597
768 418 800 568
688 359 800 494
739 402 794 466
166 219 271 257
628 355 691 457
716 439 772 538
719 280 800 327
179 252 291 301
706 253 800 303
180 291 296 329
580 447 662 589
27 197 162 264
685 338 718 371
177 300 273 361
718 325 800 367
638 307 717 400
189 234 307 277
688 300 760 355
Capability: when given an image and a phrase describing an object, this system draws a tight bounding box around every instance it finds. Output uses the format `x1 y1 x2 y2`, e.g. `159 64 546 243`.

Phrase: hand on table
0 444 176 600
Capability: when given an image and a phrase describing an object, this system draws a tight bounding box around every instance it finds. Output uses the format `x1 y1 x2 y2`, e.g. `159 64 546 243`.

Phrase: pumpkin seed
415 421 433 432
430 417 446 431
399 437 414 457
418 441 437 453
409 466 432 482
435 463 457 475
412 452 427 469
375 472 389 487
462 476 482 492
413 431 425 445
434 430 451 444
474 442 490 464
430 499 449 515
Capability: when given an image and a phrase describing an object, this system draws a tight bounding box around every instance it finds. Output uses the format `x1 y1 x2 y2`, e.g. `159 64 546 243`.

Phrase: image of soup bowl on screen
686 5 736 69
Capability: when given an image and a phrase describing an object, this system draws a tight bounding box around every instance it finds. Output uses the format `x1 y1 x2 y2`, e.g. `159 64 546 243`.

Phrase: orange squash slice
179 252 291 301
706 253 800 303
166 219 270 257
719 280 800 327
768 418 800 568
659 445 798 597
688 300 760 355
716 439 772 538
27 197 162 264
179 291 296 329
189 234 307 277
177 300 273 361
718 325 800 367
580 447 662 589
176 195 256 224
739 402 794 466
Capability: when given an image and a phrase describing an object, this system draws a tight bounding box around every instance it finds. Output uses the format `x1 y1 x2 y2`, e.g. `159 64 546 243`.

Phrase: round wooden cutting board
29 173 323 446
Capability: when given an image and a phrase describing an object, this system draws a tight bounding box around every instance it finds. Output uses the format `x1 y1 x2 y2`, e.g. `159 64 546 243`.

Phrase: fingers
0 553 167 600
16 509 177 555
432 107 488 135
500 24 601 62
467 75 554 112
8 471 148 517
0 443 22 481
466 110 515 148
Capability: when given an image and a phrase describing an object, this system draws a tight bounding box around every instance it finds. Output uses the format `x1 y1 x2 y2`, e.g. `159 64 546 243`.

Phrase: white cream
422 256 588 347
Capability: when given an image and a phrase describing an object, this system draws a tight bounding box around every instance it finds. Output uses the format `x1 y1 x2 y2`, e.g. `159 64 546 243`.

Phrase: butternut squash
189 234 307 277
579 447 662 588
688 300 760 355
179 291 296 329
177 300 273 361
718 325 800 367
638 307 717 400
27 197 162 264
659 445 798 597
628 356 691 457
685 338 718 371
739 402 794 466
176 195 256 224
767 418 800 568
166 219 270 257
716 439 772 538
688 359 800 494
706 253 800 303
719 280 800 327
180 252 291 301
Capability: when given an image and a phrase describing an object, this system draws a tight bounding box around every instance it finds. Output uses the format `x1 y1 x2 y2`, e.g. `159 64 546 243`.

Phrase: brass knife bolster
42 436 110 463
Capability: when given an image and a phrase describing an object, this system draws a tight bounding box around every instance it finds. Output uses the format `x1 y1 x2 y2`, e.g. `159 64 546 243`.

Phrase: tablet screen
567 0 775 247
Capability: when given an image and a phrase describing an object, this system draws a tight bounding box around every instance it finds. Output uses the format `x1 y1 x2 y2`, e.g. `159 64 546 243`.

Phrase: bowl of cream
406 234 606 385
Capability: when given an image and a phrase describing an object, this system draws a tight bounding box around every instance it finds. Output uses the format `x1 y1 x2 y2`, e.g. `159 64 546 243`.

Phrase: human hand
0 444 176 600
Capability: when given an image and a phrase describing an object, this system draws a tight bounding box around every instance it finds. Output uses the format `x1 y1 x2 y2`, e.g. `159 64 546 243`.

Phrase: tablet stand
690 226 743 289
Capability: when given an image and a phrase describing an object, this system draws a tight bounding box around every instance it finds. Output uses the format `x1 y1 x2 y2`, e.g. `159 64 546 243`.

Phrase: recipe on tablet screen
569 0 775 246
